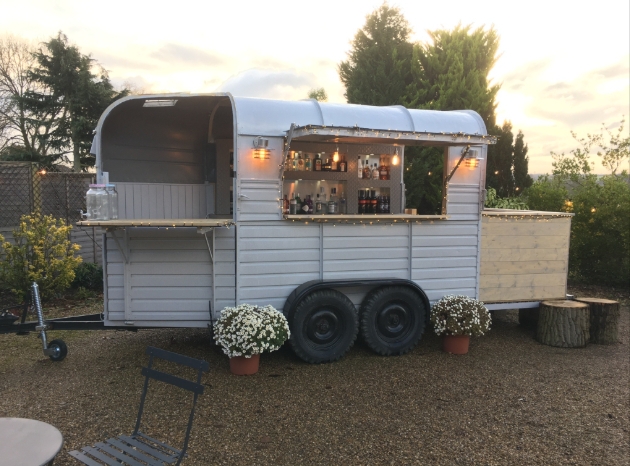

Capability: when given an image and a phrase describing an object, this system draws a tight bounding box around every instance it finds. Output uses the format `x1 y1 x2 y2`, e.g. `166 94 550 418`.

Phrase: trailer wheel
360 286 426 356
290 289 358 364
48 339 68 362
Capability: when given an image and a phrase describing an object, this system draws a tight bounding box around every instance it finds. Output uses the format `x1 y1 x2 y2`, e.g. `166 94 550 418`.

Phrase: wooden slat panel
480 286 566 302
412 235 478 247
325 236 408 249
239 224 319 238
163 185 172 217
240 237 319 250
131 275 212 287
131 263 211 274
323 224 408 237
480 248 567 261
480 272 566 288
128 250 211 262
482 235 569 250
133 184 142 217
425 289 477 302
131 287 210 300
240 249 320 262
324 247 409 261
412 246 478 258
415 277 476 290
412 224 478 236
148 184 158 218
482 221 570 237
481 260 567 275
324 269 409 280
239 260 320 275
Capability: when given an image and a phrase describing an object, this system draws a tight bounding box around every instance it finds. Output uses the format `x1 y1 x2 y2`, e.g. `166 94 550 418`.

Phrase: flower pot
442 334 470 354
229 353 260 375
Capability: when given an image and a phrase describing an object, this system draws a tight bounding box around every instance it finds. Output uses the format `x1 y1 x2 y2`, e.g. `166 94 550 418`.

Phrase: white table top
0 418 63 466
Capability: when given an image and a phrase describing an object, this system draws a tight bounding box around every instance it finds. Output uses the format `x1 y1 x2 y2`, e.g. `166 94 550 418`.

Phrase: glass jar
105 184 118 220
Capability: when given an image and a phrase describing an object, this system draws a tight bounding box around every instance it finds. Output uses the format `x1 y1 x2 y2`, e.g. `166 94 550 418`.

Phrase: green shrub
0 213 82 301
72 262 103 291
485 187 529 210
524 175 570 212
569 176 629 287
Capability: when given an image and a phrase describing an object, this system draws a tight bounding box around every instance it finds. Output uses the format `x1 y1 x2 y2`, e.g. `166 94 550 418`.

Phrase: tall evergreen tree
338 4 413 106
486 121 515 197
406 24 500 129
21 32 127 171
513 130 533 192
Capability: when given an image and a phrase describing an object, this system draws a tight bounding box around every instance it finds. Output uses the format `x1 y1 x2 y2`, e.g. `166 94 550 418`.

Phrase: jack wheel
48 339 68 362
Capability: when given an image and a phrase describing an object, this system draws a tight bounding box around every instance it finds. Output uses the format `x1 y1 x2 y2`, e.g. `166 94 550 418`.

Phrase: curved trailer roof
94 92 492 146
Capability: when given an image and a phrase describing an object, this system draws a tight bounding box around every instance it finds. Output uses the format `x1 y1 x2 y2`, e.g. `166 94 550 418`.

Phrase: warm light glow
38 169 47 175
428 171 432 176
465 158 479 169
253 136 270 159
392 148 400 166
591 207 596 213
253 148 270 159
515 187 519 191
494 171 499 175
333 151 340 163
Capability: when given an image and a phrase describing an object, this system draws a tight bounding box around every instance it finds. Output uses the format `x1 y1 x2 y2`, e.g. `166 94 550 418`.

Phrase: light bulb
333 147 340 163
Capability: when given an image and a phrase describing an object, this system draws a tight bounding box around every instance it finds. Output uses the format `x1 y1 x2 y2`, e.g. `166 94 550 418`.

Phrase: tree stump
537 300 590 348
575 298 620 345
518 308 539 328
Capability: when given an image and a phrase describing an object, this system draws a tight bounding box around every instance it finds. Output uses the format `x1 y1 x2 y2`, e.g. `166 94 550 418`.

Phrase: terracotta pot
442 334 470 354
229 353 260 375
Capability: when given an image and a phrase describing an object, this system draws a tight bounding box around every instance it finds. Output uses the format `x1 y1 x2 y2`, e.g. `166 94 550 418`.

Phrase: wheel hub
307 309 341 344
377 303 411 338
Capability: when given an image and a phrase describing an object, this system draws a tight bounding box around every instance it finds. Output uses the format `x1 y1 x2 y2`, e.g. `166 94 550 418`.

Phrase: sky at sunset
1 0 628 173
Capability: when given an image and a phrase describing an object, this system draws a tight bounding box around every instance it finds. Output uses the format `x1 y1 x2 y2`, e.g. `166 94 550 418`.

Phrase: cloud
216 68 318 99
150 43 227 68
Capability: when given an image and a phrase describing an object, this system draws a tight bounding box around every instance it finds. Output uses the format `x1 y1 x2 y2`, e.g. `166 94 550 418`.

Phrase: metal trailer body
70 94 572 360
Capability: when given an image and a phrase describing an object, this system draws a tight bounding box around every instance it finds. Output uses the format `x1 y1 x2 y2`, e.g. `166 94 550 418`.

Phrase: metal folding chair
69 347 209 465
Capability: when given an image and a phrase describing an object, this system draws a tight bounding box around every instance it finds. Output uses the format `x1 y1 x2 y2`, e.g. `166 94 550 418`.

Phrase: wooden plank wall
115 182 209 219
479 215 571 302
236 179 282 221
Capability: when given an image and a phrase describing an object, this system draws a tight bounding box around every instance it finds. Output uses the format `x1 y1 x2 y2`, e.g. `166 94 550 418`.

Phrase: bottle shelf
283 170 349 181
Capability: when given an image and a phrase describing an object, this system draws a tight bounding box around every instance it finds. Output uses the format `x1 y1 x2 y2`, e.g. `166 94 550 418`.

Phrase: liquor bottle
295 192 302 212
385 156 391 180
283 194 289 215
358 156 363 179
319 187 328 214
379 156 388 180
290 194 297 214
370 190 378 214
328 188 338 214
297 152 304 171
300 195 309 214
339 191 347 214
305 153 312 171
384 195 390 214
363 156 371 179
315 194 323 214
322 158 332 171
372 163 379 180
358 190 366 214
285 153 292 171
314 153 322 171
292 153 298 171
338 155 346 172
306 194 313 214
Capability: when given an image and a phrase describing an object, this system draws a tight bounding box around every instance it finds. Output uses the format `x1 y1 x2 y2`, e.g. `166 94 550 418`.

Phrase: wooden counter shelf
284 214 447 222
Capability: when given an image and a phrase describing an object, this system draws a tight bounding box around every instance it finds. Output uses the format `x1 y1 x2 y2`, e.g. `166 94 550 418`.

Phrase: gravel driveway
1 285 628 466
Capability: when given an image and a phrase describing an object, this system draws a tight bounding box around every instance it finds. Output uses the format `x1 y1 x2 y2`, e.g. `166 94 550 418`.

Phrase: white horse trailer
78 94 572 363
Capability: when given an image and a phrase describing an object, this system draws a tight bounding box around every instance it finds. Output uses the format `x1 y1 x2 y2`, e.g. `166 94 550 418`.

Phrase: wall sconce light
253 136 271 159
391 148 400 166
465 149 483 169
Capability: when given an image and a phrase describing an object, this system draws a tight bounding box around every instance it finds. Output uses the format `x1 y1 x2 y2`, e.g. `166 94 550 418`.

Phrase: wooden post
576 298 620 345
537 300 590 348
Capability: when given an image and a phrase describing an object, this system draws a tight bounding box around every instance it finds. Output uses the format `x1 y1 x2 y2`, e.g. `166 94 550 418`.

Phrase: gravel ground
1 285 628 466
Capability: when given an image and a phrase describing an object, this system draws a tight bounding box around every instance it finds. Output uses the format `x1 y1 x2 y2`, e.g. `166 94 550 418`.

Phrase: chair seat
69 432 182 465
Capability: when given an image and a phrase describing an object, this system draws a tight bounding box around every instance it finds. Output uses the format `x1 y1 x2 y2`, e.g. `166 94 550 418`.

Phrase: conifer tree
338 4 413 106
513 130 533 192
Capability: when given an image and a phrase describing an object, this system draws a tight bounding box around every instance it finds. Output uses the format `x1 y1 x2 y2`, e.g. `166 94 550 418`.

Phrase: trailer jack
31 282 68 362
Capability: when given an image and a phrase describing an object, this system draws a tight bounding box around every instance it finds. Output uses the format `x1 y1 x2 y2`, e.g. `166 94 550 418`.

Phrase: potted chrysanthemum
213 304 290 375
430 295 491 354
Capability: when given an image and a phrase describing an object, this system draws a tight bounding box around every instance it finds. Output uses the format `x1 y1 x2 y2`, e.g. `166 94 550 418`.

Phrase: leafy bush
214 304 290 358
430 295 491 337
485 187 529 210
569 176 629 287
72 262 103 291
0 213 82 301
524 175 570 212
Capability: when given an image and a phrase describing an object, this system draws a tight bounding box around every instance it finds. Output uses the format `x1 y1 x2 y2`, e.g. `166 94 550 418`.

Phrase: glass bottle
290 194 297 215
106 184 118 220
358 189 366 214
339 191 347 214
379 156 388 180
292 153 298 171
283 194 290 215
372 163 379 180
328 187 338 214
314 153 322 171
315 194 323 214
86 184 98 220
339 155 347 172
300 194 309 214
358 155 363 179
319 187 328 214
363 156 371 179
370 190 378 214
304 153 312 171
297 152 305 171
295 192 302 212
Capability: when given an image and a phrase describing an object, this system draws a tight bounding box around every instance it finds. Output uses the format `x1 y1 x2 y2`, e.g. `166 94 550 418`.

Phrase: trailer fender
283 279 430 322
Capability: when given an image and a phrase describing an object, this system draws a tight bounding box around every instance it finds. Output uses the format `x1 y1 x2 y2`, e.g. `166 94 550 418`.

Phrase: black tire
289 289 358 364
48 339 68 362
360 286 426 356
